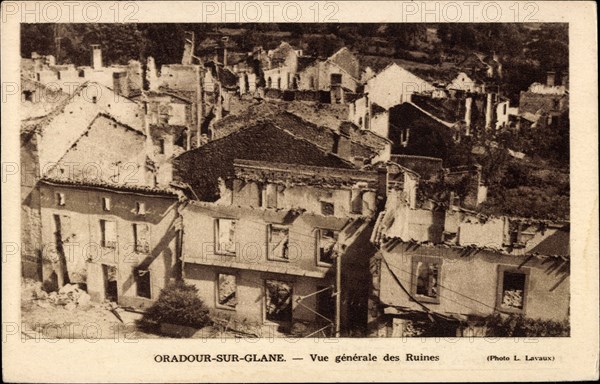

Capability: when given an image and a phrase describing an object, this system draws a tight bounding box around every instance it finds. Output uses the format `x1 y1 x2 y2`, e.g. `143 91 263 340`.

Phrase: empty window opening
102 197 111 211
320 201 334 216
330 73 342 86
217 273 237 309
158 138 165 154
135 268 151 299
56 192 65 206
265 280 292 323
268 225 289 261
412 257 441 303
102 264 118 302
100 220 117 248
215 219 236 255
133 223 150 253
136 202 146 215
498 269 528 312
317 229 338 266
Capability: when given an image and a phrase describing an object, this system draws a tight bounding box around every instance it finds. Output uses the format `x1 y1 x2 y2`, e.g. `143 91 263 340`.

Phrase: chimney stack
221 36 229 67
546 71 556 87
484 93 494 130
464 96 473 135
112 71 128 97
335 123 352 160
91 44 102 69
182 31 195 65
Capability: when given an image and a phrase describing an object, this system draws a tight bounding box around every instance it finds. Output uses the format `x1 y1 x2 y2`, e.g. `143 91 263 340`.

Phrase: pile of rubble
33 283 92 311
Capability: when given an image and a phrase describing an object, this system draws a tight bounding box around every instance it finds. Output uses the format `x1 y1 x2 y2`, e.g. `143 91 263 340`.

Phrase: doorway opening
102 264 118 302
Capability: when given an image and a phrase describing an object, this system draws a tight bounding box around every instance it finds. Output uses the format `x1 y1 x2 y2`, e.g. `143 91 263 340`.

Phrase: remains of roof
234 159 379 189
411 94 463 124
212 101 383 159
143 89 193 103
40 176 180 197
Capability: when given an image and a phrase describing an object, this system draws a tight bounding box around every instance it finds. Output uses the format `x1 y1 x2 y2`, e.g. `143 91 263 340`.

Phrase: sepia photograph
2 1 598 382
18 20 571 339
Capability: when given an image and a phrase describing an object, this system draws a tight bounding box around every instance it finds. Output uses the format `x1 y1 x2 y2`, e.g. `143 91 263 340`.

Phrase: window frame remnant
216 273 237 310
102 197 111 211
316 228 339 266
267 224 290 262
135 268 151 299
56 192 66 206
215 218 237 256
133 223 150 254
100 219 117 249
496 265 530 314
320 201 335 216
411 256 442 304
264 279 293 323
136 201 146 215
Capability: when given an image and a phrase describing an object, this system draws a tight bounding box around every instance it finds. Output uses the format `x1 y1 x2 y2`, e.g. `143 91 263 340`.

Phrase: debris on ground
23 280 94 312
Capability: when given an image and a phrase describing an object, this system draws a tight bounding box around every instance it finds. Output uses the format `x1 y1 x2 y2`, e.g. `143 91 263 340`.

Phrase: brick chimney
91 44 102 69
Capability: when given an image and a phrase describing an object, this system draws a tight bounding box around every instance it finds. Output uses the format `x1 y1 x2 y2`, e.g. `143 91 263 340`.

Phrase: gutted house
20 83 146 280
37 178 181 310
348 63 436 136
180 160 379 335
172 119 359 201
368 171 570 337
262 42 303 91
208 102 391 164
297 47 362 100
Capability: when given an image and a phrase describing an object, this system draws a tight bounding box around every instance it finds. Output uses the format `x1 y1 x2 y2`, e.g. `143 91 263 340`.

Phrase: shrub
484 313 570 337
141 282 211 328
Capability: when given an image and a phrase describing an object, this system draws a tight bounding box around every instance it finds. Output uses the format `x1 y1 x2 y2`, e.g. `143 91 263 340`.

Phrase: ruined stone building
22 47 143 97
519 71 569 129
367 160 569 337
296 47 362 103
261 42 303 91
36 177 181 310
206 101 391 165
20 79 176 284
457 52 503 80
348 63 436 136
180 160 379 335
18 33 570 339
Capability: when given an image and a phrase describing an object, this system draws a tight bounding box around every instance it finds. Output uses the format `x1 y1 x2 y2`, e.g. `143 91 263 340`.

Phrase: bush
141 282 211 328
484 313 570 337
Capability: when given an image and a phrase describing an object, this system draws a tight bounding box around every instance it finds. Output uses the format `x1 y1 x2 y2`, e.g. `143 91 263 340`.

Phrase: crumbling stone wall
173 122 353 201
21 133 42 280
